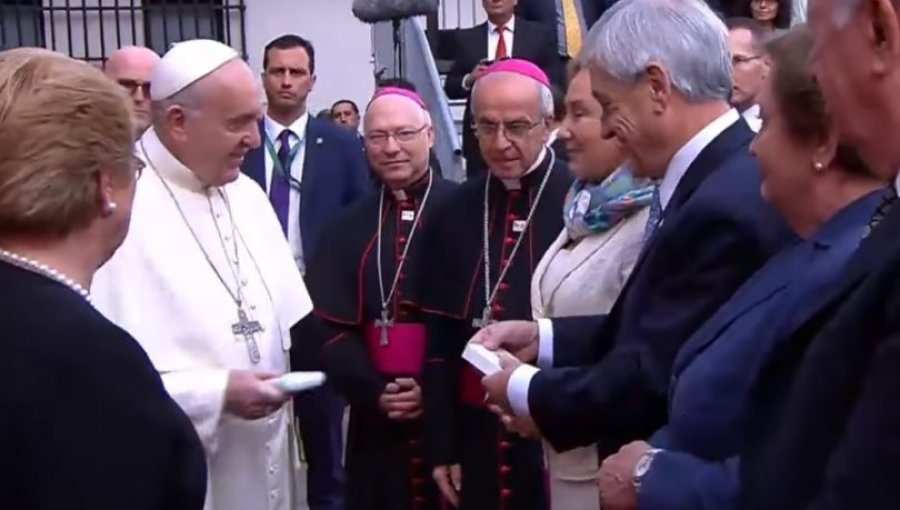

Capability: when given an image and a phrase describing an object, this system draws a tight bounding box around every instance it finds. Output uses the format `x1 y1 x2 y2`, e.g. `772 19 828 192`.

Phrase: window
0 0 44 50
143 0 242 56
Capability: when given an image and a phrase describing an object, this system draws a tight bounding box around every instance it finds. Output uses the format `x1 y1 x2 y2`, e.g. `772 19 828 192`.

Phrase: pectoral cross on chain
376 309 394 347
232 308 263 363
472 306 496 330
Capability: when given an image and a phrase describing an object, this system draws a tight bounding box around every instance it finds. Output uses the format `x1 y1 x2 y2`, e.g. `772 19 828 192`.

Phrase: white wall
245 0 375 115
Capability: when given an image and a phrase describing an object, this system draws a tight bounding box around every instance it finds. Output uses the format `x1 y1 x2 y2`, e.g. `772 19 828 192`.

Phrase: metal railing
0 0 246 64
437 0 482 29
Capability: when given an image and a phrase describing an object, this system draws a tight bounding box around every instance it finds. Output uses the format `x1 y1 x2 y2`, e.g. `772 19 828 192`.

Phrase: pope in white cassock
91 39 312 510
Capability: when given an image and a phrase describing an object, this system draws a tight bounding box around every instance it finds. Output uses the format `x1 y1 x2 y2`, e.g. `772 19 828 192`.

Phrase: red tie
495 25 508 59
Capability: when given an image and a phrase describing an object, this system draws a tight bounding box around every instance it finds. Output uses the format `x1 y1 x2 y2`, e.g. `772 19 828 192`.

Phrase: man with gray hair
476 0 789 501
413 59 572 510
91 39 316 510
738 0 900 507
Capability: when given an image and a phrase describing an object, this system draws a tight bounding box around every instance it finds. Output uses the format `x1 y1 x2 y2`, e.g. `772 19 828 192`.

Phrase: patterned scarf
563 166 655 240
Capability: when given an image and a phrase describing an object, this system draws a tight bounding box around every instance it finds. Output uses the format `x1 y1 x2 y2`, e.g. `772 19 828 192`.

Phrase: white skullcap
150 39 238 101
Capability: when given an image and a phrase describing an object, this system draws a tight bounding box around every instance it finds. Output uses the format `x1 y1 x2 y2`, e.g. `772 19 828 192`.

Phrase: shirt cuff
537 318 554 369
507 364 540 417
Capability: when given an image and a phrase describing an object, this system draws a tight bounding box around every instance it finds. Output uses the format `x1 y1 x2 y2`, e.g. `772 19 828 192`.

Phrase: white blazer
530 206 649 510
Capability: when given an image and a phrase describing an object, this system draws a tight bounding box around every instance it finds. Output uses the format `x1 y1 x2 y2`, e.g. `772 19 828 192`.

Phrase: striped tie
561 0 583 57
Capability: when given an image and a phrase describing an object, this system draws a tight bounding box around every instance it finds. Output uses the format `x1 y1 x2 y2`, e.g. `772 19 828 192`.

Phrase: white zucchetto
150 39 238 101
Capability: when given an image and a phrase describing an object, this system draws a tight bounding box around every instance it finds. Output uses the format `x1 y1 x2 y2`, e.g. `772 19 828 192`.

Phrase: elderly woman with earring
597 25 884 510
0 49 206 509
530 58 653 510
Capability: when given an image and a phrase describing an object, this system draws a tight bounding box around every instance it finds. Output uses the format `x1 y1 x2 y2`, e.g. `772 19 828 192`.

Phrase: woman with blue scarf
530 60 654 510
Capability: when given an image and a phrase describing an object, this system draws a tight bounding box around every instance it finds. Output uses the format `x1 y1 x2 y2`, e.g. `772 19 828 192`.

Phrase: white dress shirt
263 113 308 272
741 104 762 133
463 17 517 91
507 108 743 416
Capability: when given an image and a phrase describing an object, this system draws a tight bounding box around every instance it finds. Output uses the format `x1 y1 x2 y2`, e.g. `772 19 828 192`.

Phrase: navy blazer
527 119 793 454
241 117 370 261
635 191 880 510
739 184 900 510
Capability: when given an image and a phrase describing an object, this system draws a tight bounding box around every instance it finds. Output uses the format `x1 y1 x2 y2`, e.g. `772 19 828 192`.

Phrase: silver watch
632 448 662 493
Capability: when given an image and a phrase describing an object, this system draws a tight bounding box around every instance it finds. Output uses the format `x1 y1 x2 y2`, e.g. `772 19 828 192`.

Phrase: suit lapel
665 120 754 218
242 119 267 190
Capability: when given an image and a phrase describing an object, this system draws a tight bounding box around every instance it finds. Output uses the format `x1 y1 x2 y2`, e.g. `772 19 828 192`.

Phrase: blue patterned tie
270 129 292 237
642 184 662 245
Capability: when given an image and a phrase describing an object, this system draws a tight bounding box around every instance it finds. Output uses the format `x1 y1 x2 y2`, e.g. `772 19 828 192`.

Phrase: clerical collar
264 112 309 143
497 146 549 190
139 127 207 193
387 170 431 203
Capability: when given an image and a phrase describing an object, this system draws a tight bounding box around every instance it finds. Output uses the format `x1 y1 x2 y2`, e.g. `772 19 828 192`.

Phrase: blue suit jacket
528 119 793 454
636 190 880 510
241 117 370 261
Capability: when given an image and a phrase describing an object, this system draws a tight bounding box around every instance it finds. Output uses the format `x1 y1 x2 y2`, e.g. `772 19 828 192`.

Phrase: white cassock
91 127 312 510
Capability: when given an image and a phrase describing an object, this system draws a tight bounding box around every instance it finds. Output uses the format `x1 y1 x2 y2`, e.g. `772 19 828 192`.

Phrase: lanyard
264 134 303 191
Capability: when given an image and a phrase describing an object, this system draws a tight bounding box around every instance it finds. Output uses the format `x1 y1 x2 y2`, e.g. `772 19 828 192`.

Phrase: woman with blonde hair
0 48 206 509
530 58 653 510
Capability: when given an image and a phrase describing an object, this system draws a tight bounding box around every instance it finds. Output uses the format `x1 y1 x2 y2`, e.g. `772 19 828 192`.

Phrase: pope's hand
224 370 289 421
470 320 539 363
432 464 462 507
378 377 423 420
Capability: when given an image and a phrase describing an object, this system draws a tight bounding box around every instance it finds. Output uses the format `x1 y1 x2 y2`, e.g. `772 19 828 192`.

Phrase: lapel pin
316 137 323 145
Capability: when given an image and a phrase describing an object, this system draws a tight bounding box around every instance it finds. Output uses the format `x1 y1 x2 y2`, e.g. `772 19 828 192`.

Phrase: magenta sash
364 322 427 377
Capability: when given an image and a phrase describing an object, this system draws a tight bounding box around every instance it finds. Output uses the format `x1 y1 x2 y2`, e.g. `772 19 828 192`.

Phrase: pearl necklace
0 248 91 302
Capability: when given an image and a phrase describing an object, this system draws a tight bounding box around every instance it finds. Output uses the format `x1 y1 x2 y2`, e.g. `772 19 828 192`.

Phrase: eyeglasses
473 119 543 141
732 55 763 66
365 125 428 147
117 79 151 98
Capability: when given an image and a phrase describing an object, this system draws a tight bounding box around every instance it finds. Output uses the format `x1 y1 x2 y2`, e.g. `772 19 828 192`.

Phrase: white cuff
462 74 473 91
507 364 540 417
537 318 554 369
160 369 230 455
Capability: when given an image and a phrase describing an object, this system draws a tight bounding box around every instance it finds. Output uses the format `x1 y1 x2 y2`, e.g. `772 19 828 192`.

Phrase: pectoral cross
376 309 394 347
471 307 496 329
232 308 263 363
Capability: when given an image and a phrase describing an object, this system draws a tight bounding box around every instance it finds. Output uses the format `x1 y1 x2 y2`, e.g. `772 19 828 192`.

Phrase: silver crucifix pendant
375 309 394 347
232 308 263 364
471 307 495 329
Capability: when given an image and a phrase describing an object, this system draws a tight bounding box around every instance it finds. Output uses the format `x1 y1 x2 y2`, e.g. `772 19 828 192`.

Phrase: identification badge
401 210 416 222
512 220 527 232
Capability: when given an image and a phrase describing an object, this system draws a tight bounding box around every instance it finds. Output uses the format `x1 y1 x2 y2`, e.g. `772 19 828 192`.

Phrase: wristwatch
632 448 663 493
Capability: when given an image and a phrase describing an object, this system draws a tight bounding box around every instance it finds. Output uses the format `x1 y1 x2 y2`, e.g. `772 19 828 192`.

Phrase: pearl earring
813 162 824 171
105 202 118 215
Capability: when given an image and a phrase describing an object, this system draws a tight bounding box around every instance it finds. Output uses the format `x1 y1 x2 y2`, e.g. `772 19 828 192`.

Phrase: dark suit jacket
526 119 792 455
740 186 900 510
635 191 879 510
516 0 610 51
444 18 562 177
241 117 370 261
0 263 207 510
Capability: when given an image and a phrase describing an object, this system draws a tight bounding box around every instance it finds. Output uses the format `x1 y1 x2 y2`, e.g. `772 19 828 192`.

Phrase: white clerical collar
138 127 206 193
264 112 309 143
741 104 762 133
499 146 547 190
488 16 516 33
659 108 740 210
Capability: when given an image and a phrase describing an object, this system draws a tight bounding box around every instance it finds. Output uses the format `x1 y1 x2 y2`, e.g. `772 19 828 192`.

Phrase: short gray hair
471 74 555 119
150 80 205 124
583 0 733 103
